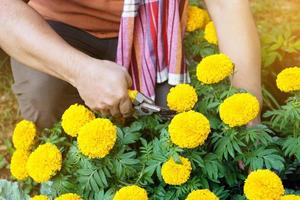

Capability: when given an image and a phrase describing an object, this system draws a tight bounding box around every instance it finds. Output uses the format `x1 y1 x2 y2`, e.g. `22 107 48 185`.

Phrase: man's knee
13 77 72 129
11 59 82 130
14 89 60 130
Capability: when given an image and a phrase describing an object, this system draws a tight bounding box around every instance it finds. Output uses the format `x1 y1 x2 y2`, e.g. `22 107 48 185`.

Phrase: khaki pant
11 21 171 129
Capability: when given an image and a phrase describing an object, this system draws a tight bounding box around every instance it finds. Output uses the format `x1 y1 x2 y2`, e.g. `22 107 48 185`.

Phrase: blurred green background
0 0 300 178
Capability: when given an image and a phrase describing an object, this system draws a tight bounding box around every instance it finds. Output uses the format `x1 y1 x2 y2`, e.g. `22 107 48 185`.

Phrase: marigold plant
61 104 95 137
26 143 62 183
196 53 234 84
77 118 117 158
161 156 192 185
168 110 211 148
186 189 219 200
12 120 36 151
276 67 300 92
219 93 260 127
244 169 284 200
167 84 198 112
113 185 148 200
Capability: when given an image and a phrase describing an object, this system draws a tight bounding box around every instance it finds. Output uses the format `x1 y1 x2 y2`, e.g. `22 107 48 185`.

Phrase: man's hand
74 59 133 117
0 0 133 118
205 0 262 107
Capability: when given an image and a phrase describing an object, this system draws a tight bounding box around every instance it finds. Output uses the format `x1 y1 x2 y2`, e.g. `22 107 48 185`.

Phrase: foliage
251 0 300 71
0 180 29 200
264 95 300 137
251 0 300 109
259 23 300 74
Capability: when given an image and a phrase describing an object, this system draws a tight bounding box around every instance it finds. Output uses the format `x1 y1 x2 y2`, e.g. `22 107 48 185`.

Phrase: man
0 0 261 129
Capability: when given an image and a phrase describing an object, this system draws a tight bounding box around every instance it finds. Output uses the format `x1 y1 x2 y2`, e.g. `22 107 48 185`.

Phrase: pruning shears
128 90 176 119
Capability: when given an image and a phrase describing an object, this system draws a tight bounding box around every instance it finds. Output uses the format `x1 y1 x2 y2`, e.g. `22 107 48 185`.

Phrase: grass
0 51 20 135
0 49 20 178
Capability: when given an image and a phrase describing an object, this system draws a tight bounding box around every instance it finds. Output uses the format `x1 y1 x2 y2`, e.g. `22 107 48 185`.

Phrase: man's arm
204 0 262 105
0 0 132 117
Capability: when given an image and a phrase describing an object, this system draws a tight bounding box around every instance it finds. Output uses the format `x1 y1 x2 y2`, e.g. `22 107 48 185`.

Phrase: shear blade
158 108 177 118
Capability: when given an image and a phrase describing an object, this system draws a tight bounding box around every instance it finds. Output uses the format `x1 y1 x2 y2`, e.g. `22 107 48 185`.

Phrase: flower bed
1 3 300 200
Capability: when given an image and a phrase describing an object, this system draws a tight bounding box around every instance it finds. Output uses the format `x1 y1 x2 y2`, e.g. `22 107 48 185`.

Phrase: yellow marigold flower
244 169 284 200
281 195 300 200
113 185 148 200
10 150 29 180
167 84 198 112
61 104 95 137
204 21 218 45
26 143 62 183
186 189 219 200
186 6 209 32
12 120 36 151
196 54 234 84
276 67 300 92
128 90 138 102
168 111 210 148
161 156 192 185
54 193 82 200
219 93 260 127
31 195 50 200
77 118 117 159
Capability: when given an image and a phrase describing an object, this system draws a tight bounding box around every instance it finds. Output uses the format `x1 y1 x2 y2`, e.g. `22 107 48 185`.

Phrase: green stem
135 164 145 184
227 81 233 98
294 121 300 138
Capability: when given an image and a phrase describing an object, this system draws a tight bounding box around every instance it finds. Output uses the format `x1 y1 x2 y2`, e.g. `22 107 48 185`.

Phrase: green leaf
202 153 224 182
240 125 273 146
243 147 285 171
77 166 110 195
93 170 104 188
212 185 230 200
232 195 247 200
94 188 115 200
0 180 29 200
90 178 100 193
48 175 78 197
98 169 108 187
212 130 245 160
282 136 300 160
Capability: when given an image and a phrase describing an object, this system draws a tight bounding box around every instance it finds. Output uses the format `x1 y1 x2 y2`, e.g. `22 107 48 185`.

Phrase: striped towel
116 0 189 98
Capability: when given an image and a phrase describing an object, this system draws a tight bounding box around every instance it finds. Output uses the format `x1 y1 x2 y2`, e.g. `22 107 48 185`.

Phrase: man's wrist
67 56 105 88
62 53 90 87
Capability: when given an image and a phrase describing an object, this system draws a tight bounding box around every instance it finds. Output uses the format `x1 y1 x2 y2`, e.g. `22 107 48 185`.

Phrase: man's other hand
74 59 133 117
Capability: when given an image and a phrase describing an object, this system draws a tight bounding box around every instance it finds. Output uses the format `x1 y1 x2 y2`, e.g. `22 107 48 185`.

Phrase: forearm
205 0 262 104
0 0 91 86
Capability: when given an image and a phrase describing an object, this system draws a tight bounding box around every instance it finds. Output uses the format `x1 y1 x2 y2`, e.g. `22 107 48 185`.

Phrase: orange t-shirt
28 0 124 38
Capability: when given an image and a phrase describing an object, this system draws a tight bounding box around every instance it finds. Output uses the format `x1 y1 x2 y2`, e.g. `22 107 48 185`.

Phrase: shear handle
134 92 155 105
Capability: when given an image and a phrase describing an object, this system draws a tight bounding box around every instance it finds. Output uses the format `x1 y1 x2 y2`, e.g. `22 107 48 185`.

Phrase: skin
205 0 262 124
0 0 261 119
